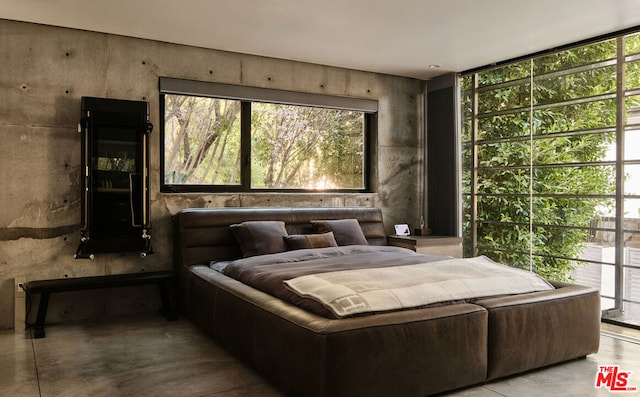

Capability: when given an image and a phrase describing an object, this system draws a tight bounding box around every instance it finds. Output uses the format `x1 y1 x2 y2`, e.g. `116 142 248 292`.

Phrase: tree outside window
163 94 368 191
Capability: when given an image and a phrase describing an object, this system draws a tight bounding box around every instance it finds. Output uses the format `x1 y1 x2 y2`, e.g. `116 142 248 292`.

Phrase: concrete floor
1 317 639 397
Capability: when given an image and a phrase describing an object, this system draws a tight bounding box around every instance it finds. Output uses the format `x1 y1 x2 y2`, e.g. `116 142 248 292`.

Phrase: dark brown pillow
285 232 338 250
230 221 288 257
310 219 369 246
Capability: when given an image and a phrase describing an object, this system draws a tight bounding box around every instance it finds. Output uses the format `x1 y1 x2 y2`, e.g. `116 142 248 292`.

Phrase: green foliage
627 33 640 55
164 95 241 185
478 61 530 86
164 96 365 189
533 39 617 75
461 34 640 281
250 103 363 189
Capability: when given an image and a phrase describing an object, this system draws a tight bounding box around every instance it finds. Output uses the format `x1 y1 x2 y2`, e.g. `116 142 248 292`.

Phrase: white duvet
284 256 554 318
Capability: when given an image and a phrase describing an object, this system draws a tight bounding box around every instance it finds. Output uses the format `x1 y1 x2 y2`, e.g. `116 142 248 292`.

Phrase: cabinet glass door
77 97 152 258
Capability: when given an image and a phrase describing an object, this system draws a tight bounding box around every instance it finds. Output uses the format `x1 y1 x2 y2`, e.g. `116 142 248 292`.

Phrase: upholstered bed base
189 268 488 396
173 207 601 396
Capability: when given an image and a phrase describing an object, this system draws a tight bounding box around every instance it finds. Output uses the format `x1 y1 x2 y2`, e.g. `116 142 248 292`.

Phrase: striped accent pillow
284 232 338 250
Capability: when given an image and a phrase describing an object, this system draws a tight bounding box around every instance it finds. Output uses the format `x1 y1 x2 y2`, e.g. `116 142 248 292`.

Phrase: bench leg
158 281 177 321
34 292 50 338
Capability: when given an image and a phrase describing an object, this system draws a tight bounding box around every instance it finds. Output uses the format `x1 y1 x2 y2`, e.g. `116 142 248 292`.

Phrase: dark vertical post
427 73 459 236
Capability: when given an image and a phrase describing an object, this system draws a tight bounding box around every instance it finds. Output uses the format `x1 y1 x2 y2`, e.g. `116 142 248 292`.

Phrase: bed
172 207 601 396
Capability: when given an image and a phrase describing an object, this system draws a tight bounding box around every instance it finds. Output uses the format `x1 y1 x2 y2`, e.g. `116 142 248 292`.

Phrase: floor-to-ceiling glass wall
461 31 640 328
620 33 640 324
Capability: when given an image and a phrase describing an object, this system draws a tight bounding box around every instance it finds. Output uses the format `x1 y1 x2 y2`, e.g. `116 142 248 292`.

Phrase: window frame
460 28 640 323
159 77 377 193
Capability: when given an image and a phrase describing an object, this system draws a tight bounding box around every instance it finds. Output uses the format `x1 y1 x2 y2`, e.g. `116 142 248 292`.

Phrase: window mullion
529 59 535 273
471 74 479 257
614 36 626 311
241 101 252 189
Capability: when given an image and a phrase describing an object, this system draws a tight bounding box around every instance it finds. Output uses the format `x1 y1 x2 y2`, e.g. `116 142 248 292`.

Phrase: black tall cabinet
76 97 153 258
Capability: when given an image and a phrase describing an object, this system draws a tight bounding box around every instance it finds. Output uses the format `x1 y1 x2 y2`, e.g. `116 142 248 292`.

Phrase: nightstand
387 235 463 258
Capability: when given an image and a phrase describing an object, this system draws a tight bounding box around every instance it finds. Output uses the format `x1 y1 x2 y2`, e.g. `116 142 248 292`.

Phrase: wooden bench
24 271 177 338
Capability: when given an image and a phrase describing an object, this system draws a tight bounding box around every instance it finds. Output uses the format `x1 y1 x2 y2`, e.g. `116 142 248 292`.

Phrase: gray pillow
310 219 369 246
230 221 288 257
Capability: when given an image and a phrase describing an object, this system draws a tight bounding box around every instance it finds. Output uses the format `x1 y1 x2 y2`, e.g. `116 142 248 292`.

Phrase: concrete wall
0 19 426 329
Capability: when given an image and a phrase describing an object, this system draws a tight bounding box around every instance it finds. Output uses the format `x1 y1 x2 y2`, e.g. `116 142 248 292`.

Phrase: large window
461 31 640 326
160 78 376 192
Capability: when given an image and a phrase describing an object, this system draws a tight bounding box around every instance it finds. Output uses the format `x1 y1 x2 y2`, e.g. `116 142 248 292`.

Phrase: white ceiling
3 0 640 80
